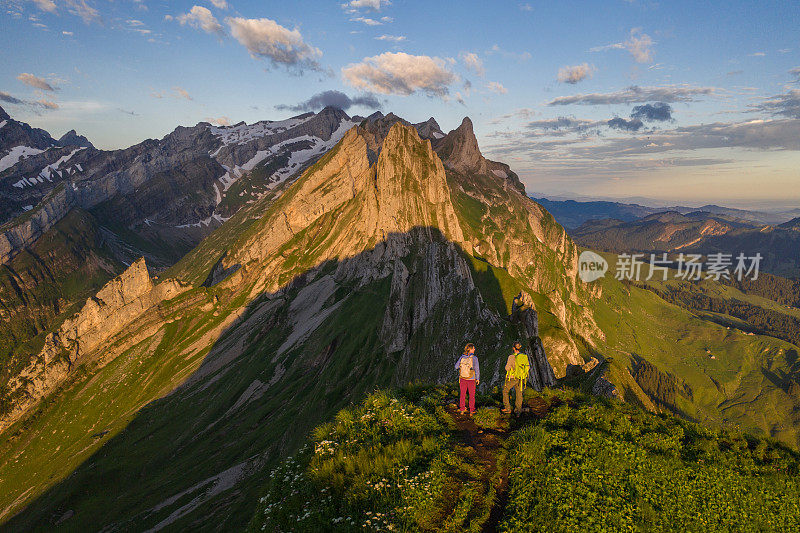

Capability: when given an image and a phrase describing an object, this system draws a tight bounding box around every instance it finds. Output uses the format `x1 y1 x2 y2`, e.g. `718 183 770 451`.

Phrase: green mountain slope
248 385 800 532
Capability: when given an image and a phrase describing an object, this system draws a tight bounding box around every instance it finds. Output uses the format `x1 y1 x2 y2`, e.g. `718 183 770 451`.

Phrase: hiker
455 343 480 415
502 342 530 414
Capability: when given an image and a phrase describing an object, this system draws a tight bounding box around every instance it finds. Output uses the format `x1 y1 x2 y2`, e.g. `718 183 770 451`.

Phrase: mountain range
568 210 800 277
1 105 799 530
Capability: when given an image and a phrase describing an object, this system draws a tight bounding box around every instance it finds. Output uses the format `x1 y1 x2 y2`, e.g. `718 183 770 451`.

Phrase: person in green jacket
502 342 530 414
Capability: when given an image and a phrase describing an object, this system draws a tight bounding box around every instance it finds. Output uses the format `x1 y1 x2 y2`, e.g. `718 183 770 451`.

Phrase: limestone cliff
1 258 188 431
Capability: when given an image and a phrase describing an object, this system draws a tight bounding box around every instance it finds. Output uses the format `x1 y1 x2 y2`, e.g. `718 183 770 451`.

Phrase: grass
247 387 502 533
502 389 800 532
588 253 800 446
248 385 800 532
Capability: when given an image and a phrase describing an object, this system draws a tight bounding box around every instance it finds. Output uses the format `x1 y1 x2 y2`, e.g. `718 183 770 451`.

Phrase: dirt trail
445 395 556 532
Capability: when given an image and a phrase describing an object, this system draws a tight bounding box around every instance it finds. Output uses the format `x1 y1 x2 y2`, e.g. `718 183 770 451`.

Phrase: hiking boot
501 409 512 414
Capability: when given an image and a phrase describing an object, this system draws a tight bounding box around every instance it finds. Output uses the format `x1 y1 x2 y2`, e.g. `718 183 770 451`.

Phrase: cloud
205 116 230 126
32 0 57 13
487 81 507 94
173 87 192 100
65 0 100 24
524 116 605 135
519 3 533 11
748 51 766 57
209 0 228 9
557 63 594 84
751 89 800 119
607 117 644 131
176 6 225 37
351 16 381 25
630 102 673 121
17 72 56 91
547 85 717 105
590 28 654 63
342 52 457 97
152 87 193 100
275 90 381 112
489 108 535 124
342 0 390 11
0 91 24 105
226 16 322 72
36 98 59 109
375 34 405 42
790 67 800 81
460 52 485 77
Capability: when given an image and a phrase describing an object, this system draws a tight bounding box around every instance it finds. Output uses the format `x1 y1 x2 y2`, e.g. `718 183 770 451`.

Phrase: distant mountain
571 210 800 276
533 195 800 229
56 129 93 149
0 105 360 268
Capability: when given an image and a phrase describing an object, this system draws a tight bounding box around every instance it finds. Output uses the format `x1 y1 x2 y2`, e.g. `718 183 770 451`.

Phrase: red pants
459 377 476 413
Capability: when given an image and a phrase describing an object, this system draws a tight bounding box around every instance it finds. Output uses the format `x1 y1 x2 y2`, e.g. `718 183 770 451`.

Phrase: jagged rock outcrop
57 129 94 149
434 116 526 194
0 258 188 431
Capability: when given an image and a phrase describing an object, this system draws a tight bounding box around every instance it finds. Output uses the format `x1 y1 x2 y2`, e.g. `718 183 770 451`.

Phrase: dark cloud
547 85 717 106
0 91 24 105
275 90 381 112
751 89 800 119
630 102 673 122
607 117 644 131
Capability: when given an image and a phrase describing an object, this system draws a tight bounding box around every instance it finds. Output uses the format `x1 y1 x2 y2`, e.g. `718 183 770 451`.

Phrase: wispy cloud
341 0 391 12
487 81 507 94
65 0 100 24
375 34 405 42
32 0 57 14
590 28 654 63
546 85 718 106
751 89 800 119
460 52 485 77
350 16 382 25
17 72 56 91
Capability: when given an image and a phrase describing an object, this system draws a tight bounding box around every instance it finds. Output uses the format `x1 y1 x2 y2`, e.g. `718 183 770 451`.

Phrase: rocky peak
0 105 9 121
435 116 487 175
57 129 94 149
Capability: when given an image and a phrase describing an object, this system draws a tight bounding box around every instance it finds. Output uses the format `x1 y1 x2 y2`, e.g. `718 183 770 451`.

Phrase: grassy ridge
248 385 800 532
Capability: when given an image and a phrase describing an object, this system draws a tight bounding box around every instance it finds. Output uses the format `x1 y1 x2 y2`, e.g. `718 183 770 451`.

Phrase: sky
1 0 799 209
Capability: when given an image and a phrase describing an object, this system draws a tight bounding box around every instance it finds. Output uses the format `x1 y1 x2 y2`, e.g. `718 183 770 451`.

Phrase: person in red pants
455 343 480 415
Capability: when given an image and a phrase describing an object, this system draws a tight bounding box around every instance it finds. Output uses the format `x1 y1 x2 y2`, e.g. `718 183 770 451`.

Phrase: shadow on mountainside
3 227 555 532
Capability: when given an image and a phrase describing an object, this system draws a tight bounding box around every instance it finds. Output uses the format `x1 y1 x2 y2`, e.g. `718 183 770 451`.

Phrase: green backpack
512 353 530 385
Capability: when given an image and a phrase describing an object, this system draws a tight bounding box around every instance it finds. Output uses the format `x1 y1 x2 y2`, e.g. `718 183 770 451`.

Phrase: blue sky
2 0 799 208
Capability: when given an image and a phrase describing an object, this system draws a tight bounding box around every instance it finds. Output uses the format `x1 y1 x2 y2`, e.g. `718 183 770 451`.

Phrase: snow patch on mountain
0 145 45 173
209 115 315 147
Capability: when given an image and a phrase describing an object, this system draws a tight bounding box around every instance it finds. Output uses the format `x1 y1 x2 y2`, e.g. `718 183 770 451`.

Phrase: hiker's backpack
514 353 530 386
459 356 475 379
